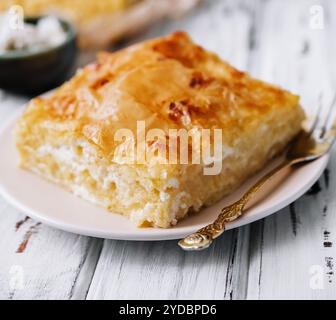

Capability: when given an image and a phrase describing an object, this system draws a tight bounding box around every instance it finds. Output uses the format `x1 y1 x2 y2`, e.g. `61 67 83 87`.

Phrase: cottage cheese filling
0 14 67 54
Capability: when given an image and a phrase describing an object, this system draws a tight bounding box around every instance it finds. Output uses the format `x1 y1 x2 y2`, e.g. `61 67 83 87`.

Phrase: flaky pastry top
21 32 302 158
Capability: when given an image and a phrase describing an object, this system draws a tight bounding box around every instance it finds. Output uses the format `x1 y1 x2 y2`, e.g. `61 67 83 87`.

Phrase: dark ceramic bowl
0 16 77 95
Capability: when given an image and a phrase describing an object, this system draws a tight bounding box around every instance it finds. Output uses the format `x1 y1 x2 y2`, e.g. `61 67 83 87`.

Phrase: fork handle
178 160 291 251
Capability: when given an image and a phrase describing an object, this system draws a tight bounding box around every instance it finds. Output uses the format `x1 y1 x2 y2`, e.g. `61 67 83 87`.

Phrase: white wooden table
1 0 336 300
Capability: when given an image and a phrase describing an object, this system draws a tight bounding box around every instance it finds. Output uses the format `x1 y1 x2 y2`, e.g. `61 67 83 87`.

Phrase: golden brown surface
16 32 305 228
23 32 301 156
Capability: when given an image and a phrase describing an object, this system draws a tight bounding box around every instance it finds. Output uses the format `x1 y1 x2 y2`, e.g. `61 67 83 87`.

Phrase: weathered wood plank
0 198 104 299
87 230 247 300
86 0 261 300
0 93 104 300
246 0 336 299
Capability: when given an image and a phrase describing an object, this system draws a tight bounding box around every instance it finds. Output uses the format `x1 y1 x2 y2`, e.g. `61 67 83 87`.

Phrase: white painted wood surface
0 0 335 300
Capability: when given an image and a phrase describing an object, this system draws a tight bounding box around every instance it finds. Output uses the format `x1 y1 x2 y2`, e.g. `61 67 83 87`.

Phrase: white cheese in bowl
0 15 67 54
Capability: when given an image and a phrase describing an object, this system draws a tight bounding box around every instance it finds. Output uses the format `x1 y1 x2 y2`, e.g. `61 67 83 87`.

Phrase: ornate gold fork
179 96 336 251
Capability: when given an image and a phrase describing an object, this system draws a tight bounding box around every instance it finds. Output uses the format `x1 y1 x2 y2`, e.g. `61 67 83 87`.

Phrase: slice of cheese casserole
15 32 305 228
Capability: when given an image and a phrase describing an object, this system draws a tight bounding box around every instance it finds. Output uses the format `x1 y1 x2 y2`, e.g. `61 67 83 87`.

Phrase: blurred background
0 0 201 93
0 0 201 49
1 0 334 101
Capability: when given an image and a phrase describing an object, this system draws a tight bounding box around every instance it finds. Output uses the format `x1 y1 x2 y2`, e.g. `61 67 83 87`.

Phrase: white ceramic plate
0 113 329 241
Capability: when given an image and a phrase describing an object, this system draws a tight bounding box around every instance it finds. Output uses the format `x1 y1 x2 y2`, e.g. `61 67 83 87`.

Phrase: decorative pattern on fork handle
179 161 289 251
179 201 245 250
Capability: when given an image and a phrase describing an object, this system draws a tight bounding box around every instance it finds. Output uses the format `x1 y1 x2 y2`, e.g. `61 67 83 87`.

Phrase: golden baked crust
21 32 301 154
16 32 305 228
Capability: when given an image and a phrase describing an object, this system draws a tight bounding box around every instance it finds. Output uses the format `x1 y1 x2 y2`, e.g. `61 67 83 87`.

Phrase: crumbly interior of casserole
15 32 305 228
16 101 302 228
